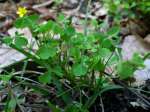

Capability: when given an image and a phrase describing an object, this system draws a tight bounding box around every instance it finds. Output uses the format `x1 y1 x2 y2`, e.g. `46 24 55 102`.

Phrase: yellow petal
17 6 27 17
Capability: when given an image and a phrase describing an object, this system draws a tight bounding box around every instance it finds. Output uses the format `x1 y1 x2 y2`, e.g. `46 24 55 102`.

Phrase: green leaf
107 26 120 36
72 63 87 76
108 55 119 65
39 71 51 84
36 45 57 59
14 17 26 28
71 33 84 45
0 74 12 83
14 37 28 48
53 23 63 35
124 3 130 9
91 19 98 27
15 14 39 29
66 26 75 36
99 48 111 59
57 13 68 24
69 47 80 58
63 26 75 39
37 21 53 33
101 39 113 49
3 36 13 45
93 32 105 42
131 53 144 67
7 98 17 110
117 61 135 79
94 61 105 71
27 14 39 23
65 102 89 112
53 66 64 77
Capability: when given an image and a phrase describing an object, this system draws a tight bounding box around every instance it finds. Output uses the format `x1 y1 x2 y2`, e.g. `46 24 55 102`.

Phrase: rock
122 35 150 86
133 59 150 86
0 45 25 68
144 34 150 44
8 27 38 50
94 7 107 17
121 35 150 60
0 28 37 70
129 20 149 37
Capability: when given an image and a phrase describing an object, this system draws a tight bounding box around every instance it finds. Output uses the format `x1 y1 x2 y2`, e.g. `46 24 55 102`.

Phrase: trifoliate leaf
131 53 144 67
101 39 113 49
99 48 111 59
94 60 105 71
14 37 28 48
3 36 13 45
36 45 57 59
53 66 64 77
15 14 39 29
37 21 53 33
72 64 87 76
117 61 135 79
39 71 51 84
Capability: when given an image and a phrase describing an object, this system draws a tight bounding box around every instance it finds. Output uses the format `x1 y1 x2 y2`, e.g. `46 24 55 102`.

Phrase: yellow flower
17 7 27 17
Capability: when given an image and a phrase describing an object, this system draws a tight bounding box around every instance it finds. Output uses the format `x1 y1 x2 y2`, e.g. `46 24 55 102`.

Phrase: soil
2 61 150 112
89 88 150 112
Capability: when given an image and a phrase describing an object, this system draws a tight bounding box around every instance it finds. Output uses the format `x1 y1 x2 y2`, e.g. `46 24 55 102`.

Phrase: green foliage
3 36 13 45
15 14 39 29
36 45 57 59
131 53 145 67
1 12 145 111
103 0 150 20
39 71 52 84
72 63 88 76
117 61 136 79
117 53 144 79
14 36 28 49
0 74 12 83
107 26 120 36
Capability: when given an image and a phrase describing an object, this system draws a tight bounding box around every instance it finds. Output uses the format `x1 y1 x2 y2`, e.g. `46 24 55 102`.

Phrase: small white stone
133 59 150 86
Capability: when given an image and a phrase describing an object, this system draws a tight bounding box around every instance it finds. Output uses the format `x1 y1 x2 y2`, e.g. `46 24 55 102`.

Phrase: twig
22 103 49 109
102 71 150 107
14 76 41 85
62 0 85 17
84 0 92 35
13 70 43 75
33 0 54 9
100 96 104 112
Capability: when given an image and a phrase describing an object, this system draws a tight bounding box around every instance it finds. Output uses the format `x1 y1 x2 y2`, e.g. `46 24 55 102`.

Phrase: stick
33 0 54 9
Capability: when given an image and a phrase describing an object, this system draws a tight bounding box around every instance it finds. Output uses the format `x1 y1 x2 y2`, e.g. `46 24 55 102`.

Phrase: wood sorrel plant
1 13 145 111
103 0 150 21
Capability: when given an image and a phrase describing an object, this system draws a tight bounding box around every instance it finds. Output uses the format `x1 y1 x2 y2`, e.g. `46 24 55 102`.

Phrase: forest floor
0 0 150 112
